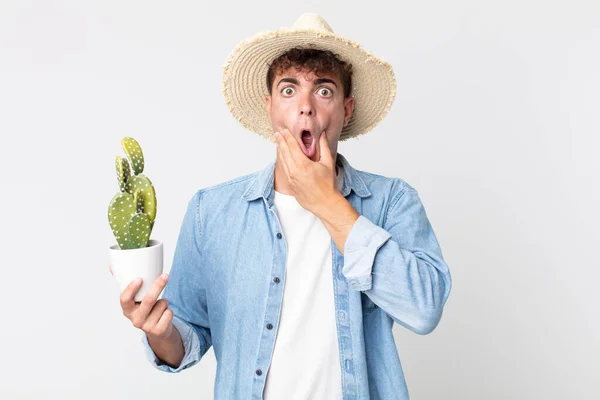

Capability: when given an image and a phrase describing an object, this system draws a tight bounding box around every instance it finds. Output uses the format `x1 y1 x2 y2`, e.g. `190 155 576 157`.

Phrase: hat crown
291 13 333 33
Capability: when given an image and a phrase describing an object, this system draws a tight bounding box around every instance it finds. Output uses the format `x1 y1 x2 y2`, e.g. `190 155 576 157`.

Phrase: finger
144 298 169 333
275 132 292 178
154 307 174 338
277 141 290 180
120 277 143 316
135 273 169 321
109 264 114 276
282 128 307 164
277 130 296 169
318 132 333 168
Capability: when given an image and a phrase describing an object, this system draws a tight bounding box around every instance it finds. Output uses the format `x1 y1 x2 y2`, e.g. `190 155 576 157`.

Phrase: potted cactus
108 137 163 302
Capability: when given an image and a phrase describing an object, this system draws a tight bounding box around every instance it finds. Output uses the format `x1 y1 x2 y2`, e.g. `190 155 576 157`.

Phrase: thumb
318 133 333 167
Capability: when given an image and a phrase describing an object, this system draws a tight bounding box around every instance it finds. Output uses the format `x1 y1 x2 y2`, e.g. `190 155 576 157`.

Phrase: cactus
108 137 157 249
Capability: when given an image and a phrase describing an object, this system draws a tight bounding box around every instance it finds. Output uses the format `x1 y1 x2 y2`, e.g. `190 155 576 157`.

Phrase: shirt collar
241 152 371 206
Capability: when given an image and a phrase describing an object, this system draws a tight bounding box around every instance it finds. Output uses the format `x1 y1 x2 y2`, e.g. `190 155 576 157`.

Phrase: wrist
317 192 347 220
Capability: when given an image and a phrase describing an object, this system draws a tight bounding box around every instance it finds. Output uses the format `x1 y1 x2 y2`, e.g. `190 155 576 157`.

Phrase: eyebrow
276 77 338 88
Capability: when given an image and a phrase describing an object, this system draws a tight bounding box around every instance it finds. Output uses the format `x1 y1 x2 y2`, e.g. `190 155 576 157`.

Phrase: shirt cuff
342 215 392 291
140 315 202 373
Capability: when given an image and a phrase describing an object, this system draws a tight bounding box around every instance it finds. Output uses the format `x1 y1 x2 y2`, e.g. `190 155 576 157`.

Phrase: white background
0 0 598 399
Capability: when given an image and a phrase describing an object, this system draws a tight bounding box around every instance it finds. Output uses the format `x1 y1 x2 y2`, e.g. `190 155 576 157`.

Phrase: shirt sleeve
140 315 204 372
140 190 213 372
342 186 452 335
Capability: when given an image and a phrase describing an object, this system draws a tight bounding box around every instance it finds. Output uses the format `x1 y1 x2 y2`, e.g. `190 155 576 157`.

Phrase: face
265 67 354 162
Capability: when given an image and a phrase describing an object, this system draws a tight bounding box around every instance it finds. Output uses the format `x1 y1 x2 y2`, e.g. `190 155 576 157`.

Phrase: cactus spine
108 137 157 249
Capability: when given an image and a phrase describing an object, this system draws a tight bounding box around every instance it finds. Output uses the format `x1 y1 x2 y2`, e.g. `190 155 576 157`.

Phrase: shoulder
186 169 262 215
196 170 258 196
353 167 418 196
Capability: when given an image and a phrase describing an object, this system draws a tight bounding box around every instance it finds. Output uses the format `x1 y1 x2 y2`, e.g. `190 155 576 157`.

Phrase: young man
116 13 452 399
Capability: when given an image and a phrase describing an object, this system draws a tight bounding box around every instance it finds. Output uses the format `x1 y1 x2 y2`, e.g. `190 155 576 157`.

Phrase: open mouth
300 129 316 158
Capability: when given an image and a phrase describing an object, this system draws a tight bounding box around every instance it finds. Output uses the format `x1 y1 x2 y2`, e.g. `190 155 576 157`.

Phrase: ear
343 96 355 127
265 94 272 124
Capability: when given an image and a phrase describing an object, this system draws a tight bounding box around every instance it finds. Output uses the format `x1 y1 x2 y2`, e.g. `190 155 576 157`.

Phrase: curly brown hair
266 46 353 98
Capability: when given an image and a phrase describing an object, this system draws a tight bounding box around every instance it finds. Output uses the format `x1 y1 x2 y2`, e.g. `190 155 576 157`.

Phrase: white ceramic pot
109 239 164 302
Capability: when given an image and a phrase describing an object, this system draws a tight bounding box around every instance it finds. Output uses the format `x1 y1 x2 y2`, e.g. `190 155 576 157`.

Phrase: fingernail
135 277 142 284
161 273 168 280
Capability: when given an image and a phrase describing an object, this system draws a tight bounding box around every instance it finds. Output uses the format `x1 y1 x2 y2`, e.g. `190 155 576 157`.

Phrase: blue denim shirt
141 152 452 399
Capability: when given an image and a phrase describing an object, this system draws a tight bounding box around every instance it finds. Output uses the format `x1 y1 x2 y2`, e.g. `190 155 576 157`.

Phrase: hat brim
222 29 396 142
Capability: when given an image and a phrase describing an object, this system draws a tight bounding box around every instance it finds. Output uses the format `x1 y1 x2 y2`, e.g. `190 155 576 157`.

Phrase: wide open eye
319 87 333 97
282 87 295 96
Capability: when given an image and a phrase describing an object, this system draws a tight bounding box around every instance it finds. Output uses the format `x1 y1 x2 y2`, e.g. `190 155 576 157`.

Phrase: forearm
146 324 185 368
341 189 453 334
315 192 359 255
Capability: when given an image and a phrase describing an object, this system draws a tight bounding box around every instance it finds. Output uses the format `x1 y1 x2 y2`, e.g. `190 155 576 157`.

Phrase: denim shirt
141 152 452 399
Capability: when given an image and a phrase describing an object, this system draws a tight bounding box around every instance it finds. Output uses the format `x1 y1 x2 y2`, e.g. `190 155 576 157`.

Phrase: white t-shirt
263 163 345 400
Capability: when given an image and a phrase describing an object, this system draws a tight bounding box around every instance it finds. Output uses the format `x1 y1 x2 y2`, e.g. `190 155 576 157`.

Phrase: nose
298 91 315 117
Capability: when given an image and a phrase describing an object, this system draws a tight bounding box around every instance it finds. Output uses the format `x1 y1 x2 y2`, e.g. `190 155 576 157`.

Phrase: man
114 13 452 399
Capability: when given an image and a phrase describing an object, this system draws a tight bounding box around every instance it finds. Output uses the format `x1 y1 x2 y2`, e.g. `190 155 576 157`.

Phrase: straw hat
222 13 396 142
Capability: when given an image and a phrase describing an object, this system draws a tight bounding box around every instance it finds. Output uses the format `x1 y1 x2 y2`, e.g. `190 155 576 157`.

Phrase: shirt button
256 369 262 376
276 232 282 239
266 323 273 329
273 277 280 283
